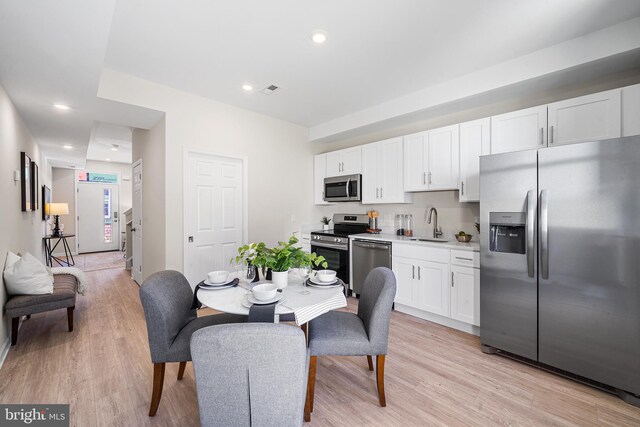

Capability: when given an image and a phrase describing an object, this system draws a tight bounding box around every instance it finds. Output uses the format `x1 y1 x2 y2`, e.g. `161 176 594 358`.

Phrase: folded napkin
191 278 239 310
248 302 278 323
281 287 347 326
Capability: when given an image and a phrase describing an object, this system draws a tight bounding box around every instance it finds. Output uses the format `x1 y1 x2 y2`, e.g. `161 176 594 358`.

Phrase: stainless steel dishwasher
351 239 392 295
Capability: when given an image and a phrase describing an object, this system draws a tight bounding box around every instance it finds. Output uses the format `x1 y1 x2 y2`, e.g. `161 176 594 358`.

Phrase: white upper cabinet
404 125 459 192
326 146 362 177
403 131 428 191
548 89 621 147
622 84 640 137
459 118 490 202
314 154 332 205
428 124 460 190
362 137 412 204
491 105 548 154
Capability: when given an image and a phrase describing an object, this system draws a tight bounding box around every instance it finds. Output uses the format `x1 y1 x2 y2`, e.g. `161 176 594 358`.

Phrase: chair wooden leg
304 356 317 422
301 323 308 340
11 318 19 346
67 307 74 332
376 355 386 407
177 361 186 380
367 355 374 371
149 363 166 416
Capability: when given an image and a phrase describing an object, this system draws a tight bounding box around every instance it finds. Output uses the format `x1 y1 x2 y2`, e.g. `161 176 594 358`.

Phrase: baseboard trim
0 335 11 372
394 303 480 336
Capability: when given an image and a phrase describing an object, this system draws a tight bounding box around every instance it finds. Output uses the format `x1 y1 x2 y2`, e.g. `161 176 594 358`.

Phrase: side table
43 234 76 267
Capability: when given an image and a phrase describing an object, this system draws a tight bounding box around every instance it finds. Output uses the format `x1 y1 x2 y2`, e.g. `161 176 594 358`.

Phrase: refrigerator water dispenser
489 212 526 254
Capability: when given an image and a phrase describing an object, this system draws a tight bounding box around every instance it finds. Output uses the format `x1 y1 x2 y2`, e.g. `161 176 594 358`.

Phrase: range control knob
334 238 340 242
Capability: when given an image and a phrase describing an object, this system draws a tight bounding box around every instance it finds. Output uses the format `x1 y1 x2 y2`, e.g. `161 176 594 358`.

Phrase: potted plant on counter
321 216 331 231
234 236 327 289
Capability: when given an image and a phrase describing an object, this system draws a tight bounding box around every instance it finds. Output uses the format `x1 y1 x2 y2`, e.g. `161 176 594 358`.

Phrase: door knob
188 236 194 242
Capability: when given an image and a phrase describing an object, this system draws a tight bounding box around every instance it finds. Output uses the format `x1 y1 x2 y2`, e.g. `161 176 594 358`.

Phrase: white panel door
548 89 621 146
403 131 428 191
622 84 640 137
392 257 414 307
427 124 459 190
459 118 490 202
78 182 119 253
415 260 450 317
314 154 331 205
491 105 547 154
185 152 244 287
361 142 379 204
450 265 480 326
132 161 143 284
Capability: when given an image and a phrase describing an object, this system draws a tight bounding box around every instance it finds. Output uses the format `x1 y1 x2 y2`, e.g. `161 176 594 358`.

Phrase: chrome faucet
427 207 443 239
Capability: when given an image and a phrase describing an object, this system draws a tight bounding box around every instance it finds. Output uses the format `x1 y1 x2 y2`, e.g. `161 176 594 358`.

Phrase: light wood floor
1 266 640 426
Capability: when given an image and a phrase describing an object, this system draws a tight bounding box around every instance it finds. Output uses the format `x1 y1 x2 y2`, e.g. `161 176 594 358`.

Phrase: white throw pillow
3 252 54 296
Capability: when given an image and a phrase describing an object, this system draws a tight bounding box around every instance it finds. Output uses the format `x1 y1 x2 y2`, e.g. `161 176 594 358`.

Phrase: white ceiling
1 0 640 163
86 122 132 164
104 0 640 127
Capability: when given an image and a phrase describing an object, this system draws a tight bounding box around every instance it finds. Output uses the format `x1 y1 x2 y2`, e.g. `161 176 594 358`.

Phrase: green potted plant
321 216 331 231
233 236 327 289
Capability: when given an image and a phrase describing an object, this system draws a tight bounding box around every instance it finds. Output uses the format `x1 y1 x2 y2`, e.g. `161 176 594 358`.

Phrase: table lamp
49 203 69 237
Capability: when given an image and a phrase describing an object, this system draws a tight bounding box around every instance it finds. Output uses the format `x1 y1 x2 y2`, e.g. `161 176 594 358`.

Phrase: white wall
0 83 52 352
99 70 315 275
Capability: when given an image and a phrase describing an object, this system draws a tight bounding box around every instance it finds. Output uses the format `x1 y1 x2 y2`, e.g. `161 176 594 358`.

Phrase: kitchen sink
409 238 450 243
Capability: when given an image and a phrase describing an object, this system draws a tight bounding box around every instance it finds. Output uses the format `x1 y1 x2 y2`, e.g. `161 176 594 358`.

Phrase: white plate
308 276 340 286
203 278 236 287
242 294 285 308
307 283 343 289
247 293 284 305
199 282 237 290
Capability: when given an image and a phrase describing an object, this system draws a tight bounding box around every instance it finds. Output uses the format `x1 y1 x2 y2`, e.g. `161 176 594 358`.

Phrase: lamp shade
48 203 69 216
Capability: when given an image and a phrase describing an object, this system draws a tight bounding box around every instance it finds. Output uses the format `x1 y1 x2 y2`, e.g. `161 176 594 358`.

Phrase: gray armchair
191 323 309 427
304 267 396 421
139 270 246 416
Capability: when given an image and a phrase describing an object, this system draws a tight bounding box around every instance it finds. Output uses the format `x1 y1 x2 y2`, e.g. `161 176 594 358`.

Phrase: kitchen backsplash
314 190 479 239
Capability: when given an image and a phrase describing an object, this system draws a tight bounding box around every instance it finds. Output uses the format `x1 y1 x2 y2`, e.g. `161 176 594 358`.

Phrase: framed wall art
20 152 31 211
42 185 51 221
31 161 39 210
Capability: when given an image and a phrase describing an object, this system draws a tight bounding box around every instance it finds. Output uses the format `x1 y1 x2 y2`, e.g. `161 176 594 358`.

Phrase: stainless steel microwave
323 174 361 202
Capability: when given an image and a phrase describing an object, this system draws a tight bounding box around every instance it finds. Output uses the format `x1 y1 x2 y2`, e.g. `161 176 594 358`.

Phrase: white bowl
208 270 229 284
316 270 337 283
252 283 278 301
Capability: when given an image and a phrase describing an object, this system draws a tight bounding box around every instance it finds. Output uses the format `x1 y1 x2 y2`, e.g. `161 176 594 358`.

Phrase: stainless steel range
310 214 369 287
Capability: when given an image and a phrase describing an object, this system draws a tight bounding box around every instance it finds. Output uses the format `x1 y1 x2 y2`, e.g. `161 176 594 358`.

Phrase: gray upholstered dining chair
191 323 309 427
304 267 396 422
139 270 246 416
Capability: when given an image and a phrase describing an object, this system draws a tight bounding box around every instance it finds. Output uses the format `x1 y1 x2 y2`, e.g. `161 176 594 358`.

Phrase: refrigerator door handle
540 189 549 280
526 190 535 278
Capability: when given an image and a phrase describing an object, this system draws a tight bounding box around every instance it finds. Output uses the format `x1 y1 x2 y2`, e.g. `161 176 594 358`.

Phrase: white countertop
350 233 480 252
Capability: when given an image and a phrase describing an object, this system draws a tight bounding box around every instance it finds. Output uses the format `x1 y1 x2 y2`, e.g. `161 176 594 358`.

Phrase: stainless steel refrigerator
479 136 640 404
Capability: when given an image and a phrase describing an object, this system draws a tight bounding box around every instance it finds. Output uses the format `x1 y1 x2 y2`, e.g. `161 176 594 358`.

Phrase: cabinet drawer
393 243 449 263
450 250 479 268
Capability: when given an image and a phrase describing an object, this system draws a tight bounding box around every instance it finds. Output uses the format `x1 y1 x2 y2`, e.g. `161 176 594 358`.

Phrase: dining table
196 271 347 325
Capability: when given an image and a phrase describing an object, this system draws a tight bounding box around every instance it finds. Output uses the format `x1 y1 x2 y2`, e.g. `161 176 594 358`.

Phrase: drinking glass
244 266 256 283
298 265 311 295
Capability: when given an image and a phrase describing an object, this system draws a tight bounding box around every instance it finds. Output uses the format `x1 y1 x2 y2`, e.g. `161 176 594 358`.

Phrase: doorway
77 182 120 253
184 151 247 287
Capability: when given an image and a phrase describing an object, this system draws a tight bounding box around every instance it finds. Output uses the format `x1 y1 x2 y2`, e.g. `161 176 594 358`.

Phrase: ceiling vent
261 85 279 95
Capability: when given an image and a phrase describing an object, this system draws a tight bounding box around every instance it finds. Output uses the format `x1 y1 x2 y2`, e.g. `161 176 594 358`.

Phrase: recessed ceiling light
54 104 70 110
105 158 111 161
63 144 73 149
310 30 327 44
242 84 254 92
111 144 119 151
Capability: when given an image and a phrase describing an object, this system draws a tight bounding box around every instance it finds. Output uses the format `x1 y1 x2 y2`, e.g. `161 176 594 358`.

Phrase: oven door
310 243 349 284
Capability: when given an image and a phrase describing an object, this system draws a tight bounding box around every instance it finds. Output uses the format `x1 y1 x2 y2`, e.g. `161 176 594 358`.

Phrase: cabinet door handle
461 181 464 196
550 125 554 144
417 266 421 280
412 265 415 279
451 272 454 287
428 171 432 185
455 256 473 261
380 187 383 198
423 172 426 185
540 127 544 146
376 187 379 199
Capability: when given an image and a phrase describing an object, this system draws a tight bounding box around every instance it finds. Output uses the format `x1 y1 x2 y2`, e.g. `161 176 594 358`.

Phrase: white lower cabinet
392 243 479 334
